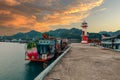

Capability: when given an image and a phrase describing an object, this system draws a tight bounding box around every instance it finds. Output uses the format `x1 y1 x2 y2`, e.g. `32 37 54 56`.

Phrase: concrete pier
45 43 120 80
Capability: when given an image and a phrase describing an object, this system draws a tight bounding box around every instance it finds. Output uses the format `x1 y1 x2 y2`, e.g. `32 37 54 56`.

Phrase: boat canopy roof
102 34 120 40
37 40 55 45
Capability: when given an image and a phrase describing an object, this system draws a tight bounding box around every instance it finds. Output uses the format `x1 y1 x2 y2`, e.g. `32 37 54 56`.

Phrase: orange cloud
97 8 106 12
41 0 104 26
44 12 89 26
0 10 11 15
64 0 104 14
0 0 105 35
1 14 50 32
4 0 20 6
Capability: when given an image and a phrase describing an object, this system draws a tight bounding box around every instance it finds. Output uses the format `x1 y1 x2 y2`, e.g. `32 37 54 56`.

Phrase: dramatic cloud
4 0 21 6
0 0 104 35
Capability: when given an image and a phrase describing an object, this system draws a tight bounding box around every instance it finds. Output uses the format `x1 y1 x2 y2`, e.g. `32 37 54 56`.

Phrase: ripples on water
0 42 54 80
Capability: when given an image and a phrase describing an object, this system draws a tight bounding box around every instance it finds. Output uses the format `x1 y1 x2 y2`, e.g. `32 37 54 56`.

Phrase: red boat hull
25 58 51 62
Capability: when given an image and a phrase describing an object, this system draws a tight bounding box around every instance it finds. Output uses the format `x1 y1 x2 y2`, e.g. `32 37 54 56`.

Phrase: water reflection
24 62 44 80
24 58 55 80
0 42 56 80
43 62 48 69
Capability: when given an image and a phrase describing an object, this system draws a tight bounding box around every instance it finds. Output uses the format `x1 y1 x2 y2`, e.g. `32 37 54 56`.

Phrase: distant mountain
99 30 120 37
46 28 82 39
1 28 120 40
4 30 42 40
88 33 101 40
113 30 120 36
99 31 112 37
46 28 70 37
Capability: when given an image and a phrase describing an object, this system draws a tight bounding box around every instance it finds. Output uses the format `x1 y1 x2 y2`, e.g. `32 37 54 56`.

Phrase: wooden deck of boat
45 43 120 80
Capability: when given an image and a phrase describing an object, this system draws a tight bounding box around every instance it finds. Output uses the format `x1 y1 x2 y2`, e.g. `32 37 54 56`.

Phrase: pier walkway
45 43 120 80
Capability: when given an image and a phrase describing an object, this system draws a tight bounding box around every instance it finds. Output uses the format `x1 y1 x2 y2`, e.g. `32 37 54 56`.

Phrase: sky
0 0 120 36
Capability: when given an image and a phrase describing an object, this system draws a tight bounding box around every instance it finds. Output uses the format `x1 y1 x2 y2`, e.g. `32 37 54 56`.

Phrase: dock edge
34 46 71 80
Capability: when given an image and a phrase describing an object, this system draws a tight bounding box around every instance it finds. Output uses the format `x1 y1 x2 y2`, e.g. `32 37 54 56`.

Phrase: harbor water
0 42 53 80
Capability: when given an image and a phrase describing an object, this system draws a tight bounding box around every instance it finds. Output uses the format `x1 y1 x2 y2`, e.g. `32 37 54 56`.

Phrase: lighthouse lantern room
81 21 88 44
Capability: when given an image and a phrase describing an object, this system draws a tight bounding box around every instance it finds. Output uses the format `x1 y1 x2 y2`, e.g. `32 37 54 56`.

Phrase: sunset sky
0 0 120 36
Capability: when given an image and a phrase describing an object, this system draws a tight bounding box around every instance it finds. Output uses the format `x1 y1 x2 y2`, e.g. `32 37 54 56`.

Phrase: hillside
1 28 120 40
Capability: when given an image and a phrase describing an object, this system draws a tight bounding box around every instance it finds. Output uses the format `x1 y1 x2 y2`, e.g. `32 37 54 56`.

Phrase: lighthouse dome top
81 21 88 28
82 21 87 24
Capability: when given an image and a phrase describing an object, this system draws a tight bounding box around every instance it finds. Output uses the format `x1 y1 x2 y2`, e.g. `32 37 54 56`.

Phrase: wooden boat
25 34 67 62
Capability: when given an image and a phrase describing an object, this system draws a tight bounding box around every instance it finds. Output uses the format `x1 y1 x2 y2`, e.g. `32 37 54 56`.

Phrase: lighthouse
81 21 88 44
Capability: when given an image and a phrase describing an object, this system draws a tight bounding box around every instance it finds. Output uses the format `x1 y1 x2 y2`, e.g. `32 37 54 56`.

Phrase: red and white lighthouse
81 21 88 44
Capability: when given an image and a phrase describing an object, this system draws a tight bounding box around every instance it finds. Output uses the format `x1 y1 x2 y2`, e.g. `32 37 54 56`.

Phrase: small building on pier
101 34 120 51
